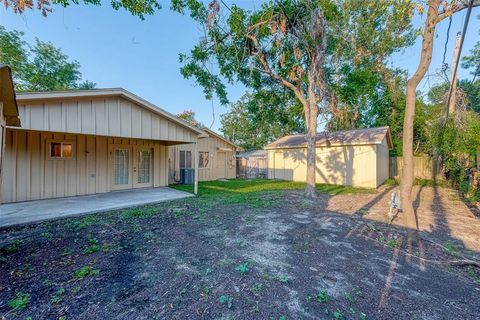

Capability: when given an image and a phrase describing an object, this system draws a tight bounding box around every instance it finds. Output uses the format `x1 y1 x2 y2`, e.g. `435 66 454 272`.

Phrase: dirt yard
1 180 479 319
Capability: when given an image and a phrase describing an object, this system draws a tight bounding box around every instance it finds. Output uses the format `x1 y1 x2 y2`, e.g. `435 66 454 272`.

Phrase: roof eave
0 65 21 127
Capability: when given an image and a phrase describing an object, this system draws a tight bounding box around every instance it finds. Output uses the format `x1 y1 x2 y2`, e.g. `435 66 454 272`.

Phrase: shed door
215 152 226 179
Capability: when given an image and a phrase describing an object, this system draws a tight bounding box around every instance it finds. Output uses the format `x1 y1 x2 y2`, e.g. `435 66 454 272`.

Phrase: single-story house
168 128 239 182
0 65 21 189
236 150 268 179
265 126 392 188
0 88 207 204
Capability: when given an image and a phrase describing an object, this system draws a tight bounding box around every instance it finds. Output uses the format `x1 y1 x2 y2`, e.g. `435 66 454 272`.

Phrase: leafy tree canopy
221 89 305 150
3 0 160 19
0 27 95 91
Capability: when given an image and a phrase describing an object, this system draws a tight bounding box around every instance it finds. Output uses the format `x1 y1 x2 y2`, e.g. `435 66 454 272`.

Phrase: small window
49 142 74 159
179 150 192 169
199 152 210 168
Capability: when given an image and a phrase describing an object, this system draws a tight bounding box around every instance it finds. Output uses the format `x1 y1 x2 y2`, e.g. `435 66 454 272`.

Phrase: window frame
47 139 75 160
199 151 210 169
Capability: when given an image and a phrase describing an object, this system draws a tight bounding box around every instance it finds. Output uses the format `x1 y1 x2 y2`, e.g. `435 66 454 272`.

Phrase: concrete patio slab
0 187 193 228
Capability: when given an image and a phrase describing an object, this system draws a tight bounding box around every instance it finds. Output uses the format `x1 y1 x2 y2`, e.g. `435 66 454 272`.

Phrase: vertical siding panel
15 130 27 201
29 104 44 130
65 101 79 133
152 117 160 140
1 130 14 202
95 99 107 136
81 100 94 134
120 99 132 137
141 110 152 139
29 131 42 200
48 102 62 132
77 135 86 195
86 135 96 194
108 98 121 137
160 119 168 140
42 133 54 199
95 136 108 193
131 105 142 138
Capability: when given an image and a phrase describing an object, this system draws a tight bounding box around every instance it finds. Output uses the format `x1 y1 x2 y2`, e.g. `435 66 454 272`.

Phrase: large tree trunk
305 102 318 198
400 0 440 230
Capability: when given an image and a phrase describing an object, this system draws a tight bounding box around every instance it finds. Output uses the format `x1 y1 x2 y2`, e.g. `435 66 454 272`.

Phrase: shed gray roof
265 126 392 150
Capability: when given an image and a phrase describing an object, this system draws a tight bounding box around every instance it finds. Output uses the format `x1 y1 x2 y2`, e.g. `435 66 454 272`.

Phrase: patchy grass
171 179 376 197
1 179 478 319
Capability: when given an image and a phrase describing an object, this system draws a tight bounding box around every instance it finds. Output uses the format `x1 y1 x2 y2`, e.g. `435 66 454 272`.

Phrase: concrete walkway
0 187 193 228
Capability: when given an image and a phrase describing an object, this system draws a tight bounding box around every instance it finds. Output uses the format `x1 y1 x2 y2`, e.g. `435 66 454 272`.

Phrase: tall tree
0 27 95 91
173 0 414 197
221 89 305 150
400 0 480 231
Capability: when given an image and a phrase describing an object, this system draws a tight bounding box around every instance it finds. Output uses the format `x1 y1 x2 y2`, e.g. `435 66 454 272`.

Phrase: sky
1 2 479 132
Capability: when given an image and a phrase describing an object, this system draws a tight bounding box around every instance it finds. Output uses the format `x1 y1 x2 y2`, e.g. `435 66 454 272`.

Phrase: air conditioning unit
180 168 195 185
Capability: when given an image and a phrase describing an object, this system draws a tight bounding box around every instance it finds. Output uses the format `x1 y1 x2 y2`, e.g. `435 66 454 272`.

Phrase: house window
199 152 210 168
179 150 192 169
49 142 74 159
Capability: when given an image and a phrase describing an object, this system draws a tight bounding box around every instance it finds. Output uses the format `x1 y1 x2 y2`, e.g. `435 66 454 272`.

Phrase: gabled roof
265 126 392 150
0 65 20 126
15 88 207 137
202 127 241 150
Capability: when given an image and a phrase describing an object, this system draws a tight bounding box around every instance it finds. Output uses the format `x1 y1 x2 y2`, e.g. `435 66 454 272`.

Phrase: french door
133 148 153 188
111 146 153 190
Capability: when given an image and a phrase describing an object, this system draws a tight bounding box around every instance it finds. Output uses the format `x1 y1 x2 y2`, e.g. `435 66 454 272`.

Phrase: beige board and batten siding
1 130 168 203
266 127 392 188
15 94 198 144
1 89 205 203
169 129 237 182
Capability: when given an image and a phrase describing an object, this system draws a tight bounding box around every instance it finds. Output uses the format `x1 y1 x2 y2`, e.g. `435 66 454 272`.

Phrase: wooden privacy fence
389 156 444 180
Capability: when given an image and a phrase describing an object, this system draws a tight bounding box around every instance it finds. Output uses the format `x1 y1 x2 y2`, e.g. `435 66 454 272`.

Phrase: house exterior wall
0 102 5 187
16 96 198 143
376 139 390 187
267 141 385 188
168 136 236 182
1 128 169 203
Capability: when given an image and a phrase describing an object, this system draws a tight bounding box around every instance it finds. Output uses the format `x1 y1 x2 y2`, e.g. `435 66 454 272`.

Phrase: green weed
235 262 250 276
445 240 460 257
316 289 329 303
4 240 22 253
73 266 99 279
219 295 233 308
8 292 30 310
279 275 289 284
251 283 263 295
333 309 344 320
51 287 66 304
387 239 400 249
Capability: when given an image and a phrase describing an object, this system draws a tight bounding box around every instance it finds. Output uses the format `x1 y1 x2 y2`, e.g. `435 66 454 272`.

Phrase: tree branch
245 33 308 107
436 0 480 22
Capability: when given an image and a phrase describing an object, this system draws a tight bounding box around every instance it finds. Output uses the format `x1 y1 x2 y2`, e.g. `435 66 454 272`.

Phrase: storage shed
265 127 392 188
168 128 239 183
0 89 206 203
